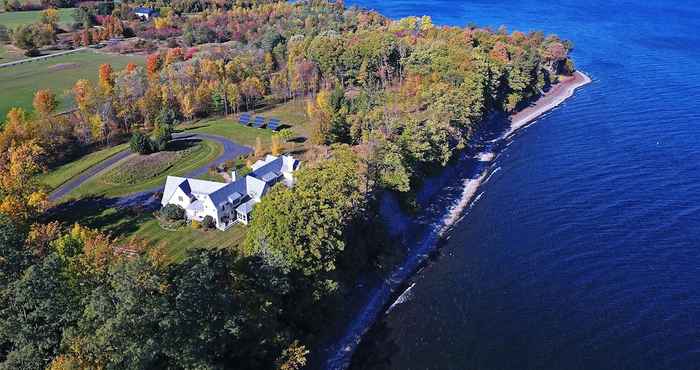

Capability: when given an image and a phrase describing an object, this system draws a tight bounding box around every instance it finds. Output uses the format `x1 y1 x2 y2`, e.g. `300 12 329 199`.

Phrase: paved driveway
48 133 251 203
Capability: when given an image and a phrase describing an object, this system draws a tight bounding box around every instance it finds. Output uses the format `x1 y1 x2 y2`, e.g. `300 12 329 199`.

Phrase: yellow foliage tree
271 134 282 156
307 90 332 145
153 16 170 30
0 141 48 222
255 136 264 157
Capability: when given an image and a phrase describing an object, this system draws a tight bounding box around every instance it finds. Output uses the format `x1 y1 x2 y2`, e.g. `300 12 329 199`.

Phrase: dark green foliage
0 255 79 370
201 215 215 229
56 249 294 369
61 258 172 368
129 127 172 155
152 124 173 152
160 204 184 221
245 145 364 278
72 5 96 29
0 214 28 288
10 24 54 56
156 107 178 127
0 25 9 43
129 131 152 154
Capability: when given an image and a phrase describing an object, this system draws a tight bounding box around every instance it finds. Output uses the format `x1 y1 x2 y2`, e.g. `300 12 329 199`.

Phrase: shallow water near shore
342 1 700 369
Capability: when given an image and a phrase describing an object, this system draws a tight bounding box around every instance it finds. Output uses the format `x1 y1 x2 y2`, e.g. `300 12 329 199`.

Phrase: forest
0 0 574 368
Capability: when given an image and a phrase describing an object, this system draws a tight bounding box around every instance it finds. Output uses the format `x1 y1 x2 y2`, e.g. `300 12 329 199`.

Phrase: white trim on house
161 155 300 230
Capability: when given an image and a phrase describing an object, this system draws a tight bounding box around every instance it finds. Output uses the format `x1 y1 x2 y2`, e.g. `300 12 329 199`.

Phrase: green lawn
64 139 223 199
257 99 310 136
0 49 143 119
39 143 128 190
48 201 246 263
179 117 274 148
128 219 246 262
0 8 74 29
178 99 310 150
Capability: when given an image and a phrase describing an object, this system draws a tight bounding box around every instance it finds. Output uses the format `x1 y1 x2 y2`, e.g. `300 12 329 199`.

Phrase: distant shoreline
323 71 591 370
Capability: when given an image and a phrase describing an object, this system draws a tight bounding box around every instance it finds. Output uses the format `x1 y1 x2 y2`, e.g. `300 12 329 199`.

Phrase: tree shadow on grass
165 138 201 152
45 195 154 237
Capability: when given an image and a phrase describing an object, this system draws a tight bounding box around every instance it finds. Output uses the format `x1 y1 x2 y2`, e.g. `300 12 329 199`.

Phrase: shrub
129 132 152 154
152 124 172 152
160 204 184 221
191 220 201 229
201 215 215 230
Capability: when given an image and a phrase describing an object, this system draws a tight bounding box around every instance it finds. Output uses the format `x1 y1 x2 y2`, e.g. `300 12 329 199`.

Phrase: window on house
178 196 183 202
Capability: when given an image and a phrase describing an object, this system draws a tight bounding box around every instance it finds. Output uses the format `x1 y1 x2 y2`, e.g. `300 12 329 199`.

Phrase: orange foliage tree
98 63 114 96
32 89 58 117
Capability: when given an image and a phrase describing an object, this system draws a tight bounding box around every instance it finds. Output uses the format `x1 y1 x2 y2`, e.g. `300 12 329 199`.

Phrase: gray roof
236 198 257 214
162 156 300 211
249 155 299 180
161 176 228 206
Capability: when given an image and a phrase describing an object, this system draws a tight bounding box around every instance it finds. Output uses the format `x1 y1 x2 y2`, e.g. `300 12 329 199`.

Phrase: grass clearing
65 139 222 199
178 118 273 148
178 99 310 153
0 8 74 28
0 49 143 119
102 142 202 185
48 199 246 263
40 143 128 190
128 219 246 262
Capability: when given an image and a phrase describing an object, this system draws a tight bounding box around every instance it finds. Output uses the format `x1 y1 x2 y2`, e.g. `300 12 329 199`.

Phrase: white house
161 155 300 230
134 7 158 20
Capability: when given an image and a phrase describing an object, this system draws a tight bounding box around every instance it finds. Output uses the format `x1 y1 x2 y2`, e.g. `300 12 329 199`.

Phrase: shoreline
322 71 591 370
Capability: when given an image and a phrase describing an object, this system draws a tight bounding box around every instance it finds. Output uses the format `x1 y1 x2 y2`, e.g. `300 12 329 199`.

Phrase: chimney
230 170 237 182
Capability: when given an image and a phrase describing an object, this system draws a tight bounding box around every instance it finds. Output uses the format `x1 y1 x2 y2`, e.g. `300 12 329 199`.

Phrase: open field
0 8 74 28
65 139 222 199
40 143 128 190
0 49 142 119
180 118 274 147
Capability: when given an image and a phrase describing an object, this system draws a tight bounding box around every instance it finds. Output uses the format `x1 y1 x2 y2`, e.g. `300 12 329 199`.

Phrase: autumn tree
98 63 114 96
0 141 48 222
255 136 264 157
271 134 282 155
146 52 162 78
32 88 58 117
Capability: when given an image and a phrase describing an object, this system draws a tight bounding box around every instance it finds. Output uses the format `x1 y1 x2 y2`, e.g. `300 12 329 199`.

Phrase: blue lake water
344 1 700 369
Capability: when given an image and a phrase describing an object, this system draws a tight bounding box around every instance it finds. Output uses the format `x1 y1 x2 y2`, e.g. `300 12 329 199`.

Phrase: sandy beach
323 71 591 370
506 71 592 138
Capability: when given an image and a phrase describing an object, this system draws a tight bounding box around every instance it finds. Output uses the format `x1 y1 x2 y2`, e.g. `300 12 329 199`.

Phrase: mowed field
0 8 74 28
0 50 143 118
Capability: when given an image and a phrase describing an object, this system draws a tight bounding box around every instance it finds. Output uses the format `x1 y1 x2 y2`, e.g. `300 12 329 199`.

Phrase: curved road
49 133 251 204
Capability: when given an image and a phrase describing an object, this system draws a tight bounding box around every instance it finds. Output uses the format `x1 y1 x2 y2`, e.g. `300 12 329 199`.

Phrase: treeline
0 219 311 369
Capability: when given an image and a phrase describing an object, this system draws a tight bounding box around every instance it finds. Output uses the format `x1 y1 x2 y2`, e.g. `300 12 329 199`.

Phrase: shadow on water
348 321 401 370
